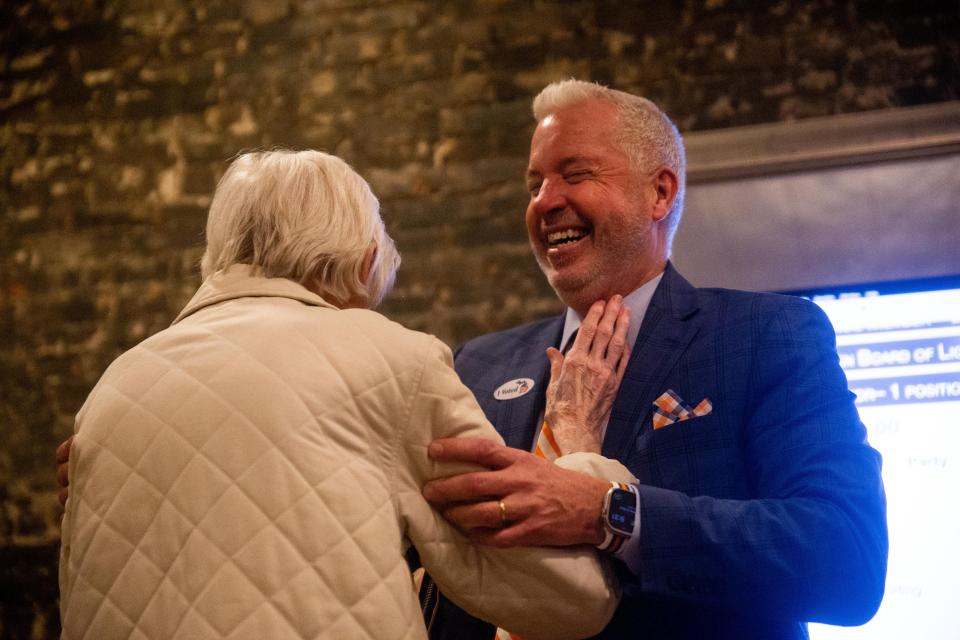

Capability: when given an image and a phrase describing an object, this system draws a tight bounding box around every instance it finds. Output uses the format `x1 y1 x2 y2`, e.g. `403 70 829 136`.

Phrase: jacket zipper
420 574 439 633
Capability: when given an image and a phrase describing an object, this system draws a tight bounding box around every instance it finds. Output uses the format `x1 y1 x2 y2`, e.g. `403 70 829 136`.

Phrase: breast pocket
633 413 739 496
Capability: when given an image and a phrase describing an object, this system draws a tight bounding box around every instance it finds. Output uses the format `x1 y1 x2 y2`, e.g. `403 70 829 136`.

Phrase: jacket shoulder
692 286 831 329
339 307 450 360
456 315 560 360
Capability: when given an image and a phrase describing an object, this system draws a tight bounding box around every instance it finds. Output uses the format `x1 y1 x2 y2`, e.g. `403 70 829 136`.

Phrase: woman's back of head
200 149 400 308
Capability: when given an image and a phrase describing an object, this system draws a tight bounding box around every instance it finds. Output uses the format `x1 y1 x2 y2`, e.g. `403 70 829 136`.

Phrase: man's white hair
532 79 687 245
200 149 400 308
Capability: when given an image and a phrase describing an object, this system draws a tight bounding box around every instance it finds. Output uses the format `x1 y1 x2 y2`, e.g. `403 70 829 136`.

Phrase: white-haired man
421 80 888 639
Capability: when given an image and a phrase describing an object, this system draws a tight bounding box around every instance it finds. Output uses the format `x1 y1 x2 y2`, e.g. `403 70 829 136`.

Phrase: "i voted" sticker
494 378 535 400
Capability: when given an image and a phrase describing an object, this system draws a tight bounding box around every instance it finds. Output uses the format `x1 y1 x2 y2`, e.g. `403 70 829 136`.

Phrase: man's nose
530 178 566 216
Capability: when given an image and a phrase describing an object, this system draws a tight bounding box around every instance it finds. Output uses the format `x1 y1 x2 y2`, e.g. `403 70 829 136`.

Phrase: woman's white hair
532 79 687 244
200 149 400 308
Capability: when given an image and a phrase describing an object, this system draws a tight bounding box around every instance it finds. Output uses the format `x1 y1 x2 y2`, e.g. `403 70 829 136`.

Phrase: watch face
607 488 637 537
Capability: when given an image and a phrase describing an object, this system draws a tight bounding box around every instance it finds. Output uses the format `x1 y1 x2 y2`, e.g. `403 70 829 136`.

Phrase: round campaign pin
493 378 535 400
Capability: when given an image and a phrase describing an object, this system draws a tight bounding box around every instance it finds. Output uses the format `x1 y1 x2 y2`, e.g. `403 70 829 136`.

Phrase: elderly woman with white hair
58 149 633 639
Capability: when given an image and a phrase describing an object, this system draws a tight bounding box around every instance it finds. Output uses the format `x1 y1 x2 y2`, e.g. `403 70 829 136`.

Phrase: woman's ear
339 243 379 310
360 242 377 286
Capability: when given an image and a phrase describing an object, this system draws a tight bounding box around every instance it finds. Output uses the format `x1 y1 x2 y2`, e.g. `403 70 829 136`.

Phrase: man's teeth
547 229 587 246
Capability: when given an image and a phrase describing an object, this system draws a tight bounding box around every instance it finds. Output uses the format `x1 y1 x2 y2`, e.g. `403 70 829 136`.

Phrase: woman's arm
392 337 619 640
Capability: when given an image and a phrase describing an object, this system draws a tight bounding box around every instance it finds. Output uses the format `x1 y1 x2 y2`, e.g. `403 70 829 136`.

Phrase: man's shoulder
664 263 820 314
690 284 834 346
691 282 823 318
718 285 823 310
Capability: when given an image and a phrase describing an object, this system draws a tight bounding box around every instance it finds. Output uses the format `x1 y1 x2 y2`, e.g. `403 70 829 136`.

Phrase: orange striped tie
493 420 561 640
533 330 574 462
533 419 562 461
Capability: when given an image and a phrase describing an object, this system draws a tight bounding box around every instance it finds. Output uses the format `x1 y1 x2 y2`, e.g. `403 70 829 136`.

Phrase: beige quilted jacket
60 266 623 639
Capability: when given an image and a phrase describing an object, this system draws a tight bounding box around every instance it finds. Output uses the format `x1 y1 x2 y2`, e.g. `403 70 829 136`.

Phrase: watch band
597 481 637 553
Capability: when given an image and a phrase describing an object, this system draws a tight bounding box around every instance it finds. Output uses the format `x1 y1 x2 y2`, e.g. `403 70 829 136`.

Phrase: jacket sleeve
627 298 888 625
391 336 620 640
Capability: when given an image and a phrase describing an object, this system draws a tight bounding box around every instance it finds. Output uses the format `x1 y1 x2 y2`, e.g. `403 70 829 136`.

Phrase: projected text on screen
810 284 960 640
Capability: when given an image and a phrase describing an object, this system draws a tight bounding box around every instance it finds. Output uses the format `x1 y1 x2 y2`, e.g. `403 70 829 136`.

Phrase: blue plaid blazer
452 264 887 639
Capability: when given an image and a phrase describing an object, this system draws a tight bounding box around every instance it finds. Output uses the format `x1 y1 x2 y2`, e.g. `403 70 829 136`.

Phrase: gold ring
498 499 508 526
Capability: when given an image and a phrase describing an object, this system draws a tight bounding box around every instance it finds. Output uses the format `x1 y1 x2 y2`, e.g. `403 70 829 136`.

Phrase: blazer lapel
602 264 701 461
489 316 563 451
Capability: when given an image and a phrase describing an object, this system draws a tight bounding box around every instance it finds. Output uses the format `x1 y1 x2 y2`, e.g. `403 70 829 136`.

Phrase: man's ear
359 242 377 286
650 167 679 222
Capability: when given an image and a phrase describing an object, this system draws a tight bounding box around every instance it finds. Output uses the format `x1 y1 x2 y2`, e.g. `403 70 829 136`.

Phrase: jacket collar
173 264 340 325
650 261 700 322
601 261 702 459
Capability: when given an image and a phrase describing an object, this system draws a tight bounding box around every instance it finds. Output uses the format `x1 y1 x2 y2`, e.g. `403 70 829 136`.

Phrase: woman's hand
57 435 73 506
544 296 630 455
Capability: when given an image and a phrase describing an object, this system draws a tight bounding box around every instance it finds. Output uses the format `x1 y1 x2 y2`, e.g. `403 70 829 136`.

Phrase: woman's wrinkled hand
56 435 73 507
544 296 630 455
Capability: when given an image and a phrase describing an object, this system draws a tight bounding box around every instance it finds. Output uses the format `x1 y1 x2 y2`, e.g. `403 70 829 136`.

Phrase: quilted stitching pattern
63 293 428 639
61 269 618 640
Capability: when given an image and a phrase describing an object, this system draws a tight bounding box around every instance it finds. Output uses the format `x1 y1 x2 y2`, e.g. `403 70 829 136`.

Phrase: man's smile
545 226 592 254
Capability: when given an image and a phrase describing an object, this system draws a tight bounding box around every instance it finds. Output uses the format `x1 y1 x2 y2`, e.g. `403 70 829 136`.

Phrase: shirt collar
558 271 664 354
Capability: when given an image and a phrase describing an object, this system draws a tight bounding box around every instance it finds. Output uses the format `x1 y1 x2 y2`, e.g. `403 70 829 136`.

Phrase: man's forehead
527 114 622 171
532 101 617 145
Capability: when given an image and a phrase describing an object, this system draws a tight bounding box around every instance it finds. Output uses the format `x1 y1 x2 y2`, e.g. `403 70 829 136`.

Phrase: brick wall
1 0 957 635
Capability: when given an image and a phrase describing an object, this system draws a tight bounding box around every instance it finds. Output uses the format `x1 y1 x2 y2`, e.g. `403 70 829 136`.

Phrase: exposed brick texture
1 0 957 635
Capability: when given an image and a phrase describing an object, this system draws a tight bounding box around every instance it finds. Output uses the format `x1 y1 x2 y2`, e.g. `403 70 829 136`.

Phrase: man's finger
427 437 521 469
464 527 519 548
56 435 73 464
437 499 507 530
58 488 69 508
423 470 504 504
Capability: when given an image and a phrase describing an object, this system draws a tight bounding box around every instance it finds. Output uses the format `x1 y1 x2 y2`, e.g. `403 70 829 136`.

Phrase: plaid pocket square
652 390 713 430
